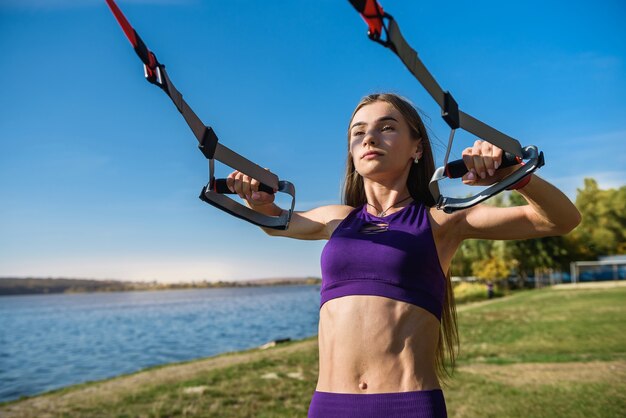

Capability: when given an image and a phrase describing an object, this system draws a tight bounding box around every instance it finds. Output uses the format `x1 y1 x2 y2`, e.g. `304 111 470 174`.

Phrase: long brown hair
342 93 459 382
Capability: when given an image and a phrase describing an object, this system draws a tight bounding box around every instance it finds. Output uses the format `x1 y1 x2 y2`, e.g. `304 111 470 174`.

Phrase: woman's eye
381 125 394 132
352 130 365 137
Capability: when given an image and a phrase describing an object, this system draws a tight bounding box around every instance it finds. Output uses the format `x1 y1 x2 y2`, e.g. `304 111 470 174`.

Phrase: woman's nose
363 130 378 145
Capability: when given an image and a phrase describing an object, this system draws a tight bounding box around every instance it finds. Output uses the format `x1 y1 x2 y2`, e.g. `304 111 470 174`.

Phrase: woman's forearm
247 201 283 216
516 174 581 234
246 201 284 236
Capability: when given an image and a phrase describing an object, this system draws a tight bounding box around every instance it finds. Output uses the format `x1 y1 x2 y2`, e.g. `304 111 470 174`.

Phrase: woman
226 93 581 417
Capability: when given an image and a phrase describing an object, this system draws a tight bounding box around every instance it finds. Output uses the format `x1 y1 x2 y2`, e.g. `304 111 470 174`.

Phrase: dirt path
551 281 626 290
0 339 317 418
459 360 626 387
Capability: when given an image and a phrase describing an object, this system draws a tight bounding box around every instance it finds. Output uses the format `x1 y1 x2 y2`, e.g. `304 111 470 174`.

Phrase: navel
359 381 368 390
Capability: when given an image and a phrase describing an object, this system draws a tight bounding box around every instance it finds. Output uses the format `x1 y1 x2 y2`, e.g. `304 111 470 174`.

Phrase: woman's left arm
456 141 582 241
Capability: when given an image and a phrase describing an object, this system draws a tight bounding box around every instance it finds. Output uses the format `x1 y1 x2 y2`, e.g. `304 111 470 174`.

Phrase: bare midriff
316 294 441 394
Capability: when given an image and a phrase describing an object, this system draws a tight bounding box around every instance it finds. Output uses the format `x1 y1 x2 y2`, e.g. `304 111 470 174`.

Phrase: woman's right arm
250 203 351 240
226 170 352 240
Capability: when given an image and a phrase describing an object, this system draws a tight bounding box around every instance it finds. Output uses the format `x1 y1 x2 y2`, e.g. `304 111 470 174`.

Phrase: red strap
106 0 157 71
358 0 385 38
105 0 138 48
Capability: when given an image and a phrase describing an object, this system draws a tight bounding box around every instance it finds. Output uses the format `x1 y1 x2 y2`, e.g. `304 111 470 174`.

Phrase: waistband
308 389 447 418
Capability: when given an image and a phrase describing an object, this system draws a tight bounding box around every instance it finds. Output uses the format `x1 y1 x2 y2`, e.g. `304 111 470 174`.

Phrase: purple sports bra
320 200 447 320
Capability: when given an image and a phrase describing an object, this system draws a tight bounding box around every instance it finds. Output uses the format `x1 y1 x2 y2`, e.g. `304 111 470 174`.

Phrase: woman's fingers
480 140 495 178
241 174 252 198
462 147 475 183
249 177 266 201
226 171 238 193
234 171 245 198
227 170 254 198
226 169 276 203
471 140 493 179
250 177 260 194
492 145 503 172
462 140 505 184
226 170 241 194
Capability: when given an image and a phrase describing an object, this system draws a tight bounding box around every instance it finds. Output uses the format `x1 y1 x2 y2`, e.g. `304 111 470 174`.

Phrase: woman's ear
414 140 424 160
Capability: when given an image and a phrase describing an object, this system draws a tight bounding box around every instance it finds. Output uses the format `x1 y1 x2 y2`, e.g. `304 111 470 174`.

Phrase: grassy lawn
2 285 625 417
446 286 626 418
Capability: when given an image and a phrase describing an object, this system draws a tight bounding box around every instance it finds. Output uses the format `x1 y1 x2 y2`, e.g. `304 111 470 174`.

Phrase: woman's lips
361 151 383 160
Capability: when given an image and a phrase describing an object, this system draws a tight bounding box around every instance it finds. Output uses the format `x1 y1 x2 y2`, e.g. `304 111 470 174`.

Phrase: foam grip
212 178 275 195
445 152 521 179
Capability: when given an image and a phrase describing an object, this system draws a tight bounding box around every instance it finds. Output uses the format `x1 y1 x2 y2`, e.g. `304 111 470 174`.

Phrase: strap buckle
143 63 164 87
348 0 392 47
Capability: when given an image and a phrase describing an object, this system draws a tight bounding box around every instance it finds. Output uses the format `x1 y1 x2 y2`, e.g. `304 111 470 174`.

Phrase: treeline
0 278 141 295
0 277 322 296
451 178 625 287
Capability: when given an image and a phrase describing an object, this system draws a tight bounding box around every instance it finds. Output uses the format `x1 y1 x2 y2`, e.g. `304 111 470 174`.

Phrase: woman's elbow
552 208 582 235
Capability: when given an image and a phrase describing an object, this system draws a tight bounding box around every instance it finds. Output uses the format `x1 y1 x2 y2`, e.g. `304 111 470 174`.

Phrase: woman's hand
224 168 352 240
461 140 516 186
226 169 276 207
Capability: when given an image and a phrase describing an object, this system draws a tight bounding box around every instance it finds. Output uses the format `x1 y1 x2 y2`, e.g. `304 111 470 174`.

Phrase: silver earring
414 155 419 164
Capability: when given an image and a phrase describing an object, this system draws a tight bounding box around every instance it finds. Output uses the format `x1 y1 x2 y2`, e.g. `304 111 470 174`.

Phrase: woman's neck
363 181 412 216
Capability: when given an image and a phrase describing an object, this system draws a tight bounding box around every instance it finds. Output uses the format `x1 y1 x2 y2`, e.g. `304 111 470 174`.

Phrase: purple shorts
308 389 447 418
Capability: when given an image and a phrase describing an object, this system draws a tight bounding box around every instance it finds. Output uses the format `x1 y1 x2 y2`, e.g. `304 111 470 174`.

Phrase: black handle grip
445 152 522 179
211 178 275 195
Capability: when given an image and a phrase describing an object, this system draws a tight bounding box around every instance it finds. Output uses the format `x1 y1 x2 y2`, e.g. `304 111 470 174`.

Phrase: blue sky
1 0 624 282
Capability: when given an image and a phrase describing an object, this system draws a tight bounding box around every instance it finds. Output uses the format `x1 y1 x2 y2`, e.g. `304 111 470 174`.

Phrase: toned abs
316 295 441 393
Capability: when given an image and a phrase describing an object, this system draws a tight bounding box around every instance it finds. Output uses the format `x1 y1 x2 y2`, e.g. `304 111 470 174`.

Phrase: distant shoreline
0 277 322 296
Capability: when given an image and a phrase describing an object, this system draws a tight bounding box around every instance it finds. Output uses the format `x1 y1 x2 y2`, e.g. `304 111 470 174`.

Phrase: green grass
2 286 625 417
446 286 626 418
445 370 625 418
457 287 626 364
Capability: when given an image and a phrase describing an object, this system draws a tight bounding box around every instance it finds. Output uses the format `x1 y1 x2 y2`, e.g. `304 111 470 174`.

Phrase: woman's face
349 101 422 182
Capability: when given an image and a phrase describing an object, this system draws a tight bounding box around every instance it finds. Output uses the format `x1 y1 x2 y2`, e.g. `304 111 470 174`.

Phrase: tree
569 178 626 259
471 240 512 282
451 195 513 285
505 192 573 286
449 178 626 287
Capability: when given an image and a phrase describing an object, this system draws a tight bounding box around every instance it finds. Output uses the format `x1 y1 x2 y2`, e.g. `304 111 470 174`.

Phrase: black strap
105 0 295 229
348 0 544 212
153 66 281 190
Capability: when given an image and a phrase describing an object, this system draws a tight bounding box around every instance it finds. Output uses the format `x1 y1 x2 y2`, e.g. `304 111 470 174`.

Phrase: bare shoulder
301 204 354 224
322 204 356 239
322 204 355 219
428 206 465 246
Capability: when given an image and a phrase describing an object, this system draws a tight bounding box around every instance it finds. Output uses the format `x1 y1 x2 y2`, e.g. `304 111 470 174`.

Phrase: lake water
0 285 321 403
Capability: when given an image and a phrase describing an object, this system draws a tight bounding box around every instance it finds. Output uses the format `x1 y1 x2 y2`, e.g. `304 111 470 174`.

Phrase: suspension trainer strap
348 0 544 212
105 0 295 229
